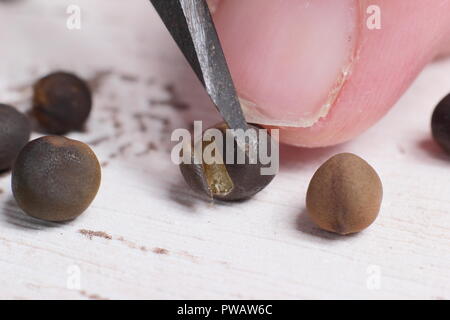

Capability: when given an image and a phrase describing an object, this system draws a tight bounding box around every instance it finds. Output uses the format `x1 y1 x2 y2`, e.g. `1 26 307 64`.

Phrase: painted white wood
0 0 448 300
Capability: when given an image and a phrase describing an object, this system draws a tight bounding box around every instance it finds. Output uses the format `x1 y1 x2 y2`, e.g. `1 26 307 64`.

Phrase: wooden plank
0 0 448 299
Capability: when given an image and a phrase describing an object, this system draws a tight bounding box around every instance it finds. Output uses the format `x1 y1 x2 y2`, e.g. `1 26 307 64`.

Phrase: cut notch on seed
200 139 234 196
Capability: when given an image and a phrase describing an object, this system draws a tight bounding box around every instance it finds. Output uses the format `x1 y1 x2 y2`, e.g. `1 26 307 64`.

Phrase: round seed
431 93 450 155
180 122 276 201
32 72 92 134
12 136 101 221
0 104 31 171
306 153 382 235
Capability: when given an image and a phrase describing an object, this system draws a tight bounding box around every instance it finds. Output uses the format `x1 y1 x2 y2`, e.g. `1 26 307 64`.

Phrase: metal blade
150 0 249 131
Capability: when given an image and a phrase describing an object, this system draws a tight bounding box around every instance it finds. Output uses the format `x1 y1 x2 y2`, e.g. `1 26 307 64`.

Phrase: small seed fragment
306 153 382 235
12 136 101 221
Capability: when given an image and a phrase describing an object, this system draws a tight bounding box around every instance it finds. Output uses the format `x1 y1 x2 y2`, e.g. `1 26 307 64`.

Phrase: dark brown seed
431 93 450 155
179 123 276 201
0 104 31 171
32 72 92 134
306 153 383 235
12 136 101 221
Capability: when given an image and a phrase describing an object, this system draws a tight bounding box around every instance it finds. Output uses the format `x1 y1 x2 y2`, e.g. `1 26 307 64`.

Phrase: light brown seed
306 153 382 235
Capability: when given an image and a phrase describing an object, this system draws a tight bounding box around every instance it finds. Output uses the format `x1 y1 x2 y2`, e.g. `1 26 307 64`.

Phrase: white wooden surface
0 0 449 300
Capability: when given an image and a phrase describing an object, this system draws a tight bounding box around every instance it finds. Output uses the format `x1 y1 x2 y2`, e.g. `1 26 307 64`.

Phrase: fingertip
213 0 357 128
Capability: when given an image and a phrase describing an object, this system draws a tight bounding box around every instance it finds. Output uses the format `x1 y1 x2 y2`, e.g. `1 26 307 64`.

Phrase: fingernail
213 0 358 127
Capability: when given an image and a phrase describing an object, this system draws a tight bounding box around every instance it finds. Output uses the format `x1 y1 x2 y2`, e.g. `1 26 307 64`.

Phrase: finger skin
212 0 450 147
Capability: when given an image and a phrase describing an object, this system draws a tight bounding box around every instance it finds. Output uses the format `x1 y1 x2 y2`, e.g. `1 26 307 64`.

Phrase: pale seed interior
201 140 234 196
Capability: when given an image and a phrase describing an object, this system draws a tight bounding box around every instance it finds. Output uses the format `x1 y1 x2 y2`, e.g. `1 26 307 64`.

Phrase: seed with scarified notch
306 153 382 235
0 104 30 171
179 122 276 201
32 71 92 134
12 136 101 221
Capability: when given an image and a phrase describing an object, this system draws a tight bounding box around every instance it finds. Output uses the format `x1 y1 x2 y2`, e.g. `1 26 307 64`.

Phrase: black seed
0 104 31 171
432 93 450 155
12 136 101 221
180 123 276 201
32 72 92 134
